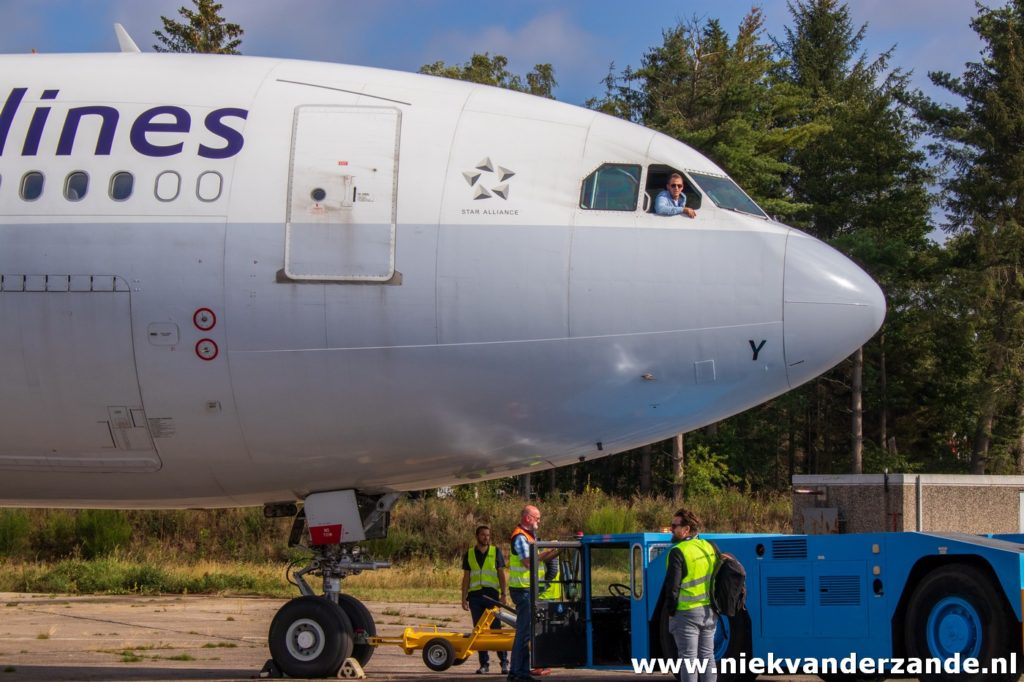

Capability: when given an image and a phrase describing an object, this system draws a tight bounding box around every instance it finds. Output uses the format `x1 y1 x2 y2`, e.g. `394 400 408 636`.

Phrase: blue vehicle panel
532 531 1024 679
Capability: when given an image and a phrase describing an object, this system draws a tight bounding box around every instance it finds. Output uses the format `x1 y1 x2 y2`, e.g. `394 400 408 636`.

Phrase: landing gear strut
265 490 399 678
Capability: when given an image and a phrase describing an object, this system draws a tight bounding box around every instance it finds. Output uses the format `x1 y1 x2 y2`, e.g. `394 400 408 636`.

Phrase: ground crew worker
461 524 509 675
537 557 561 601
508 504 558 682
662 508 718 682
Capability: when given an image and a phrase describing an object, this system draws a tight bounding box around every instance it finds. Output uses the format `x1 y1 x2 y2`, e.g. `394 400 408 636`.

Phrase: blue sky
0 0 987 106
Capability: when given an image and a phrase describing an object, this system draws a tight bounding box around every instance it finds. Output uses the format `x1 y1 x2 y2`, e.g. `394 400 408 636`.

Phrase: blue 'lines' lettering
0 88 248 159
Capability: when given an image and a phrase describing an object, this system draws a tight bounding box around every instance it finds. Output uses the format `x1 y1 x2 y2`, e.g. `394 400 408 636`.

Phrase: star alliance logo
463 157 515 200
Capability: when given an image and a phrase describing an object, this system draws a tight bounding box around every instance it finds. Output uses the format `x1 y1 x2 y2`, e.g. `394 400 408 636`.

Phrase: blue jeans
509 588 532 678
468 589 507 667
669 605 717 682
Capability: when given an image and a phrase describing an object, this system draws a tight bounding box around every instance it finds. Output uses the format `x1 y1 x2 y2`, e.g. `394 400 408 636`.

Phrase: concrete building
792 474 1024 534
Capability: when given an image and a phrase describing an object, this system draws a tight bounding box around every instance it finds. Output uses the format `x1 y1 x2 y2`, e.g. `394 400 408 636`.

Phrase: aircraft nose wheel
286 618 326 660
269 596 354 678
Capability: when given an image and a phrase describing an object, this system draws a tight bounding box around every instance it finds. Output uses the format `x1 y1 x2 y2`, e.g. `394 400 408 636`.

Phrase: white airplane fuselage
0 53 885 507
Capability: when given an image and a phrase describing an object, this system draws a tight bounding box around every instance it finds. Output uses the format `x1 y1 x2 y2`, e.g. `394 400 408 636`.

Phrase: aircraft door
285 105 400 281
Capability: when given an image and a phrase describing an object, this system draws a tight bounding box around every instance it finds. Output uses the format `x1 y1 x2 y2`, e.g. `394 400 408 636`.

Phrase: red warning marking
193 307 216 331
337 161 349 166
309 524 343 545
195 338 219 361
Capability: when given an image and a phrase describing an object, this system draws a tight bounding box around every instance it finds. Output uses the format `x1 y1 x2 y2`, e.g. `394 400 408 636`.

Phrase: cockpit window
580 163 641 211
687 172 767 218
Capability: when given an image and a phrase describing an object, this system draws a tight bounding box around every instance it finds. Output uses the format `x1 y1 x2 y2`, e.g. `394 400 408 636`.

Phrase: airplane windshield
687 172 767 219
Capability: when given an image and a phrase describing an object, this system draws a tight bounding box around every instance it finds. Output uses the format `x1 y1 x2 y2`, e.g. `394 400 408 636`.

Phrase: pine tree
153 0 243 54
628 10 816 221
916 0 1024 473
418 53 557 98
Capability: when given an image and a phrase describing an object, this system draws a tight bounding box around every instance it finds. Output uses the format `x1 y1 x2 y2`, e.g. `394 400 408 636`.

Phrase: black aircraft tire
905 563 1017 682
337 594 376 667
657 604 755 682
269 596 354 678
422 637 456 672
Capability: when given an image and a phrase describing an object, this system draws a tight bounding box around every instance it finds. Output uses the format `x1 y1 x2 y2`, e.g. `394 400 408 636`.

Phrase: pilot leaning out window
655 173 697 219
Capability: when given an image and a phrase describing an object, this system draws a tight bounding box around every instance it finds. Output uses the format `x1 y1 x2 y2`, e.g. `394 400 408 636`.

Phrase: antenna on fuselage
113 23 141 53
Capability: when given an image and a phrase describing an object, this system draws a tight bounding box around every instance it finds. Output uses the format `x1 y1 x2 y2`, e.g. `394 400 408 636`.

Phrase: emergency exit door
285 105 400 281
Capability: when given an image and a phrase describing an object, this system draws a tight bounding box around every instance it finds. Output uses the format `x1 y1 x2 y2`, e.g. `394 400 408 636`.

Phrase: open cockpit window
580 163 641 211
687 171 767 218
644 165 701 213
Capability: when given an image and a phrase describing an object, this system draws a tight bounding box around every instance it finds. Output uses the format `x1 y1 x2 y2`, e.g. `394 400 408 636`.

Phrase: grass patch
119 651 143 663
0 491 791 601
0 559 290 596
202 642 237 648
164 653 196 661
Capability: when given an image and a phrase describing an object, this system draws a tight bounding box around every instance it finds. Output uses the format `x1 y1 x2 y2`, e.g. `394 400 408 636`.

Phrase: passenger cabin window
155 171 181 202
196 171 222 202
20 172 44 201
688 171 767 218
64 172 88 201
580 163 641 211
110 172 134 201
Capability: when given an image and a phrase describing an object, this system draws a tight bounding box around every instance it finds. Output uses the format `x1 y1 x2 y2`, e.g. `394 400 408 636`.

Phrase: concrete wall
792 474 1024 534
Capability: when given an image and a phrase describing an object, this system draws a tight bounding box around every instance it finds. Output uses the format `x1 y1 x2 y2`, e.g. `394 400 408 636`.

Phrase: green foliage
418 53 557 98
75 510 131 559
153 0 243 54
682 444 739 497
914 0 1024 473
32 511 77 560
0 558 285 595
0 510 30 555
584 502 637 535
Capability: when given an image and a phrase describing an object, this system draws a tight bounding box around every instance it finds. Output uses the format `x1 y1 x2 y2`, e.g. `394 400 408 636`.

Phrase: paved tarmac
0 593 824 681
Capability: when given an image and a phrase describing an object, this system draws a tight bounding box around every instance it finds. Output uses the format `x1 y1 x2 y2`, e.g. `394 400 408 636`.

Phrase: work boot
500 661 509 675
476 663 489 674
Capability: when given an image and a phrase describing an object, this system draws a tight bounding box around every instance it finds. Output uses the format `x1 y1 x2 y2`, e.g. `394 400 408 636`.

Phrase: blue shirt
655 189 688 216
512 532 532 563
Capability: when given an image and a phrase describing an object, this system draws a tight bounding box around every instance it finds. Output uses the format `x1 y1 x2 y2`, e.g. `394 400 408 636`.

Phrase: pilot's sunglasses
669 184 683 188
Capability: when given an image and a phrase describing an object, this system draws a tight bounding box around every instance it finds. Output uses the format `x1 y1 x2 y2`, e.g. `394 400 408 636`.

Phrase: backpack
709 543 747 617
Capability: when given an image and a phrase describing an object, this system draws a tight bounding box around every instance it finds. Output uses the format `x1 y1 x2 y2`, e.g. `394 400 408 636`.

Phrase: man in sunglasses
655 173 697 218
663 508 718 682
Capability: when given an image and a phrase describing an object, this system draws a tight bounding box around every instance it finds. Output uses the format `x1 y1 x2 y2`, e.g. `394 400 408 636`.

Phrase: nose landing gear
264 490 399 678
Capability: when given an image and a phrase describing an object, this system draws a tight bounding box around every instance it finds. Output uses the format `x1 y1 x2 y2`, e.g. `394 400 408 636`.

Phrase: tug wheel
905 563 1016 682
657 603 755 682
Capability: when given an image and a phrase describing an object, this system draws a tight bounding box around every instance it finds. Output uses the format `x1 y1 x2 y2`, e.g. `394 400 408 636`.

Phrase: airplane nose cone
783 232 886 388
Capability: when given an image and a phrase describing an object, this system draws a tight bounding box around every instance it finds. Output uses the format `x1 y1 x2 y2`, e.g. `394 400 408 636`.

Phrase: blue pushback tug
529 531 1024 681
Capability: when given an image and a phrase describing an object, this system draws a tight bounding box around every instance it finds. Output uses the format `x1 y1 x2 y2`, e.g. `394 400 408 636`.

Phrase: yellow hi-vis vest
668 537 717 611
509 526 535 589
467 545 500 592
538 560 562 600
